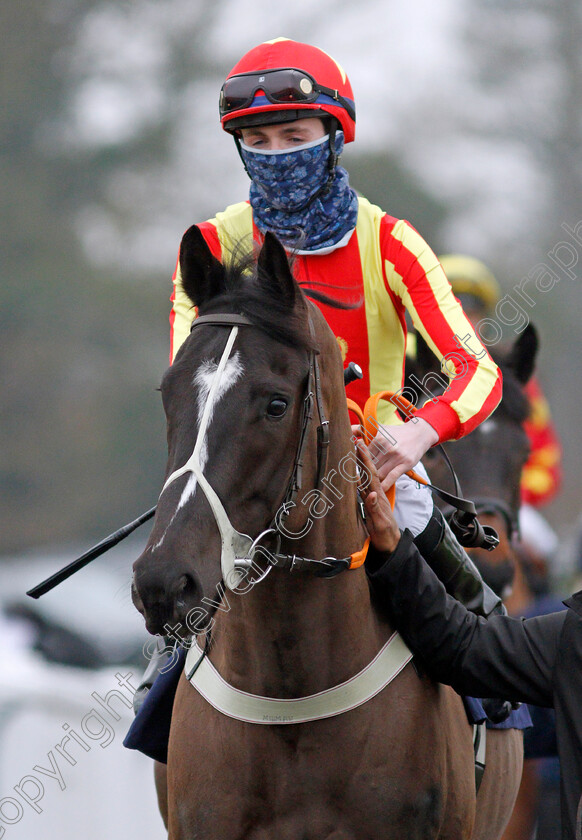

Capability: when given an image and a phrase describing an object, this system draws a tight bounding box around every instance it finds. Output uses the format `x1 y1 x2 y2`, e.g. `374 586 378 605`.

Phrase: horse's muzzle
131 567 201 637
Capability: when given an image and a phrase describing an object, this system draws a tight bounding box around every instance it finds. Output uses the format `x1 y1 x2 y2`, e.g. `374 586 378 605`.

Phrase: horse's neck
210 564 387 698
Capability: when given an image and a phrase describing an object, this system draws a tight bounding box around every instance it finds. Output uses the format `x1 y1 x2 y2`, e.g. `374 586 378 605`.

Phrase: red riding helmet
219 38 356 143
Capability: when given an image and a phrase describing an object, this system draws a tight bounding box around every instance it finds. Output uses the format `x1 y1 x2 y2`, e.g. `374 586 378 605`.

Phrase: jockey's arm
371 221 502 490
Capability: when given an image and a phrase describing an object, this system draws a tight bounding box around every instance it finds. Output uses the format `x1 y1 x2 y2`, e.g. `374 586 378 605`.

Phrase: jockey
126 37 528 761
439 253 563 510
169 37 505 620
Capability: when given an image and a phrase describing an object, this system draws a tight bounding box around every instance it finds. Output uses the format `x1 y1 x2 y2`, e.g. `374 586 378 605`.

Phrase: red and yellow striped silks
169 197 501 444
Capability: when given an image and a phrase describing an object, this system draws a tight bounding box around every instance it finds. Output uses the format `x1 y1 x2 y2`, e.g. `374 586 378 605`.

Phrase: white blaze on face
150 351 244 551
176 353 244 512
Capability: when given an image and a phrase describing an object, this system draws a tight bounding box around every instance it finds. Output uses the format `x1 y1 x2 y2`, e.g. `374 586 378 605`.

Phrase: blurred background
1 0 581 837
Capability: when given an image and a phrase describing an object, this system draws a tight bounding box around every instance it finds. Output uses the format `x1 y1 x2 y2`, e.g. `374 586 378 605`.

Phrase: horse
408 325 540 840
131 226 522 839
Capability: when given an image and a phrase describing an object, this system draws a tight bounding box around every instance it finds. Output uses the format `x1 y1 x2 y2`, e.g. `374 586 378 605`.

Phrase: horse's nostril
174 574 197 610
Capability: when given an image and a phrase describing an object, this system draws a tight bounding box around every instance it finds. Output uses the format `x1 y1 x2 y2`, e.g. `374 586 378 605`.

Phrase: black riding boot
414 506 505 619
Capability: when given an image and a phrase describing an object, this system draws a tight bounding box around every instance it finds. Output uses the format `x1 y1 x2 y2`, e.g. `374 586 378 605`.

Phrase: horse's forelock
192 252 312 353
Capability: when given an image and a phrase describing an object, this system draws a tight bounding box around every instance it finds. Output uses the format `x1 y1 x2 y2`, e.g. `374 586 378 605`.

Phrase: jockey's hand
368 418 438 491
356 440 400 554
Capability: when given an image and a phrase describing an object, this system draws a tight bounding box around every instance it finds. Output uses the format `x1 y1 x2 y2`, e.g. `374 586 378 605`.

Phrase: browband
191 314 254 330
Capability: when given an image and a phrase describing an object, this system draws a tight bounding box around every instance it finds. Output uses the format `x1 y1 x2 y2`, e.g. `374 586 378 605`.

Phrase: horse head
419 324 538 597
132 227 358 636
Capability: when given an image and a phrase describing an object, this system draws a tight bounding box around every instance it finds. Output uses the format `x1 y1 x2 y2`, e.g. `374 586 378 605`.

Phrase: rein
348 392 501 552
177 327 496 730
446 497 519 545
178 331 414 725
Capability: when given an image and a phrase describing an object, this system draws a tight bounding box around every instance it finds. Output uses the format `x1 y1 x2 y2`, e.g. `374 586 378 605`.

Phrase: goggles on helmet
219 67 356 123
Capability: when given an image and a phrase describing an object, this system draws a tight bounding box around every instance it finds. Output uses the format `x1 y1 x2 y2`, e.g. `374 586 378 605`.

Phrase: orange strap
348 536 370 570
346 397 365 429
347 391 429 510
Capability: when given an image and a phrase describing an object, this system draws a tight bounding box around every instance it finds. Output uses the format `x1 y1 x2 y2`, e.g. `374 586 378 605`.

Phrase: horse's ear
507 322 538 384
257 232 300 307
179 225 226 307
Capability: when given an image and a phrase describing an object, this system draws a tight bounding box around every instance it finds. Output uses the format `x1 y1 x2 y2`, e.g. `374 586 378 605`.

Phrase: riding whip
26 506 156 599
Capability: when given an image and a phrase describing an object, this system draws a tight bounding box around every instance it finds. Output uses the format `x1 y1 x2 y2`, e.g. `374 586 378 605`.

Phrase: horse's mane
199 246 359 354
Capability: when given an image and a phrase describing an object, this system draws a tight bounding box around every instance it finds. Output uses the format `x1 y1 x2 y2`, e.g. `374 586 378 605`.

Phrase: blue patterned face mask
241 134 333 211
239 131 359 253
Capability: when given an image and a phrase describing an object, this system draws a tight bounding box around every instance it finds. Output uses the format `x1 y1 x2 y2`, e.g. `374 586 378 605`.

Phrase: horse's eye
267 398 288 418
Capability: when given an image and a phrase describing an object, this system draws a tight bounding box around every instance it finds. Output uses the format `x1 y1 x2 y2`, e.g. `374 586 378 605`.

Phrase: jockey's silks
169 197 502 442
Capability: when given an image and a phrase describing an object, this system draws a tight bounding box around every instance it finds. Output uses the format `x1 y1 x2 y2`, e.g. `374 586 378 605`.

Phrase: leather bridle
432 439 519 546
159 312 332 591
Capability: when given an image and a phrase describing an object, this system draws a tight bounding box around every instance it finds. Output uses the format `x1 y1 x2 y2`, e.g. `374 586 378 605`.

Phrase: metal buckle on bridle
233 527 279 586
315 556 351 578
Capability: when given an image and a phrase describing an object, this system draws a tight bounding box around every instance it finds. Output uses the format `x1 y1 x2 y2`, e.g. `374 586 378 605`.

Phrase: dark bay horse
132 227 521 839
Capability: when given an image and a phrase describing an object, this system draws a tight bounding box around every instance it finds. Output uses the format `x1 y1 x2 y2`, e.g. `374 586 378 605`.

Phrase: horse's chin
144 614 170 637
141 604 206 639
